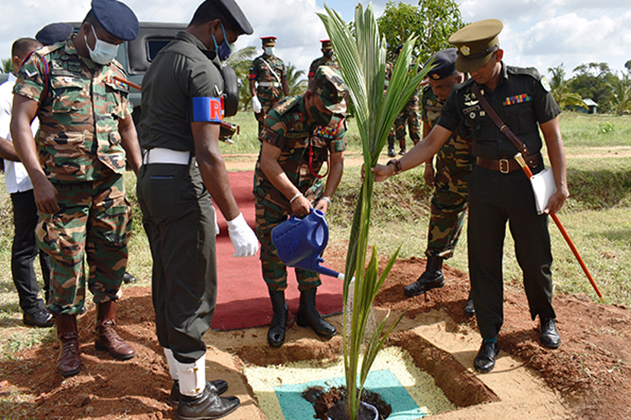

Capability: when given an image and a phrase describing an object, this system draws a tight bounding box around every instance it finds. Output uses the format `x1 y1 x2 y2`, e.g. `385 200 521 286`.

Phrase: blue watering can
271 208 344 279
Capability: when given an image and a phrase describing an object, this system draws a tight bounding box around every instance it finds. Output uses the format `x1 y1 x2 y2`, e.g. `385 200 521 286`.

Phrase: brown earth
1 253 630 420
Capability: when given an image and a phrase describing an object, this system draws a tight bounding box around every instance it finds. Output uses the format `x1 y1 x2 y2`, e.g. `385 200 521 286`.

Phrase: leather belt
476 154 541 174
258 81 280 87
143 148 190 165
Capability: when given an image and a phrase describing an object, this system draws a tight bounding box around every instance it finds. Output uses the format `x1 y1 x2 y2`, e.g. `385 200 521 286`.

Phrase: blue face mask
212 23 232 61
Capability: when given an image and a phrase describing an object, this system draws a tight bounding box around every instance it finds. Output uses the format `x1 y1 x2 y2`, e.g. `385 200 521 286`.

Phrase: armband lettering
192 97 223 123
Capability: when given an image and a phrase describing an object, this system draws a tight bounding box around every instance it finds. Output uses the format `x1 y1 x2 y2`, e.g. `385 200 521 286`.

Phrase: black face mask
324 50 334 59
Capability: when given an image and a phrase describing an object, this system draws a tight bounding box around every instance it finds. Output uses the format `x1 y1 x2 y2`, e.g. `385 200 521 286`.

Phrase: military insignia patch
540 76 551 92
503 93 532 106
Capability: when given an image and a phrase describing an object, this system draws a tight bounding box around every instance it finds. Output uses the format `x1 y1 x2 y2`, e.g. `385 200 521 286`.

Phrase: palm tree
548 64 587 110
286 63 308 95
609 72 631 116
224 46 257 111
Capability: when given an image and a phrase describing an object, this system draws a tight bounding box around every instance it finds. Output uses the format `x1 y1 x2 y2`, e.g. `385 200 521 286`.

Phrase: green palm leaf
318 4 432 419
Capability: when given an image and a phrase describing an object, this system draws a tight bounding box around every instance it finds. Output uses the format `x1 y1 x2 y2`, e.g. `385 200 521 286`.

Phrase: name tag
192 97 223 123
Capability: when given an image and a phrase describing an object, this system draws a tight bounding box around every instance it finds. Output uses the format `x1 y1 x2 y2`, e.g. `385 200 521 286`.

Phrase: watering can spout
271 208 343 279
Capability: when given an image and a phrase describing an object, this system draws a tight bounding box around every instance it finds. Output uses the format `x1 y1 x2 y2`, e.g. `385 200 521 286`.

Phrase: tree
609 72 631 115
570 62 617 113
2 58 12 74
377 0 465 63
285 63 307 96
547 64 587 110
224 46 257 111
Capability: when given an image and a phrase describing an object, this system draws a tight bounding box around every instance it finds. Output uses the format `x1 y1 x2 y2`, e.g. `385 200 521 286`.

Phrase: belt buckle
499 158 510 174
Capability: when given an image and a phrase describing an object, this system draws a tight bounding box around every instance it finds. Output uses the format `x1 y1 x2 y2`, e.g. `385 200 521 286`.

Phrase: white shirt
0 73 37 194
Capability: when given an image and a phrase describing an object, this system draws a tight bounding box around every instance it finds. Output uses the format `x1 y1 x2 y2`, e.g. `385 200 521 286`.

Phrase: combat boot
296 288 336 338
399 138 406 155
56 314 81 377
404 256 445 297
94 301 136 360
267 289 288 348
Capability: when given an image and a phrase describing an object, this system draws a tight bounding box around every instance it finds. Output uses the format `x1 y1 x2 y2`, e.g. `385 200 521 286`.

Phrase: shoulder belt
259 57 281 84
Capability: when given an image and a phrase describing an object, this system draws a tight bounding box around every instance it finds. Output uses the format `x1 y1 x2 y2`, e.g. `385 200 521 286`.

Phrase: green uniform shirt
249 54 286 100
438 62 561 159
139 31 224 152
308 56 339 79
253 95 346 209
13 36 132 183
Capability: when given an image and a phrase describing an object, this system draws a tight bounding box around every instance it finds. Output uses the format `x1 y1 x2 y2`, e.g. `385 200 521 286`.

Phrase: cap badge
431 73 441 80
460 45 470 56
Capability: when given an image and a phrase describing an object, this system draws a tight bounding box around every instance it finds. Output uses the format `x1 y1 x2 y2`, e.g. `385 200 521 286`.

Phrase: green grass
1 111 631 361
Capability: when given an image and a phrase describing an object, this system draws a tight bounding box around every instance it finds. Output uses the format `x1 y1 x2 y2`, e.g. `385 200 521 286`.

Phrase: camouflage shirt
13 36 132 183
253 95 346 209
249 54 286 100
308 56 339 79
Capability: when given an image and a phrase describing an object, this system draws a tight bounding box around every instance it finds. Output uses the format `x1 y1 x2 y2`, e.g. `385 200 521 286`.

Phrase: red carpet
210 171 344 331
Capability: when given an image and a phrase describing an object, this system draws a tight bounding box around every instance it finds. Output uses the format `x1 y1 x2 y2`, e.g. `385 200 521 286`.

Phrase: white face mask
264 47 275 56
85 24 119 65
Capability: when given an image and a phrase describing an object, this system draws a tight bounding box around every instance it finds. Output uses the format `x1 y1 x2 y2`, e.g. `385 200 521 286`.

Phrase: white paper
530 168 557 214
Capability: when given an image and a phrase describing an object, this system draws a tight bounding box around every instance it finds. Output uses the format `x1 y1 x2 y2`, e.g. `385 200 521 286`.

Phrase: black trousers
137 161 217 364
468 166 555 340
11 190 51 314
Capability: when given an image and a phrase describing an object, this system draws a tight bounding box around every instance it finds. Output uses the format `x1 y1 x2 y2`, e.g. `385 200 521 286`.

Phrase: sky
1 0 630 79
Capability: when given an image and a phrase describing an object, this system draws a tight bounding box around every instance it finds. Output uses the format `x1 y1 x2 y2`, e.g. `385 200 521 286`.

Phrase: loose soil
1 253 630 420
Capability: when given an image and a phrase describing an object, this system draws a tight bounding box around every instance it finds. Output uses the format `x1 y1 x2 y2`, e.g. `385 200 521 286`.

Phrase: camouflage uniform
253 95 346 291
308 56 339 80
13 37 133 315
389 63 421 153
421 85 474 259
250 54 287 134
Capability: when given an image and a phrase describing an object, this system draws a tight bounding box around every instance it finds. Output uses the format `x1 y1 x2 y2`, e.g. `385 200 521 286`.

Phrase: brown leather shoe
56 314 81 377
94 301 136 360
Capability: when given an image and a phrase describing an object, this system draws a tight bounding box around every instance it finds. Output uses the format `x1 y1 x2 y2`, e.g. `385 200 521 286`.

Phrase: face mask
211 22 232 61
85 24 118 65
324 50 334 59
309 102 333 126
264 47 275 56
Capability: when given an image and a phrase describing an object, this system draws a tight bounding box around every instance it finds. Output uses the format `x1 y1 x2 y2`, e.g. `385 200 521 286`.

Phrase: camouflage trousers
255 200 321 292
388 97 420 150
37 170 131 315
426 188 469 259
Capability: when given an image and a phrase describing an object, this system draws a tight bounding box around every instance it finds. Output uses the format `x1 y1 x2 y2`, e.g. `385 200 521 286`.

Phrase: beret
424 48 458 80
91 0 139 41
35 23 74 45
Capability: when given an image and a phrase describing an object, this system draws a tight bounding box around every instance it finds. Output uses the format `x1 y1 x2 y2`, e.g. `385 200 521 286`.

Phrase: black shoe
540 317 561 349
474 341 500 373
123 272 137 284
23 309 54 328
398 148 406 155
267 290 288 348
404 256 444 297
387 147 396 157
296 288 336 338
169 379 229 406
464 292 475 317
176 382 240 420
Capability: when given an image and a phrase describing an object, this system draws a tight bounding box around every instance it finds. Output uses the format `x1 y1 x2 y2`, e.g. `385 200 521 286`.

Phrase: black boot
267 289 288 348
296 288 336 338
387 136 396 157
404 256 445 297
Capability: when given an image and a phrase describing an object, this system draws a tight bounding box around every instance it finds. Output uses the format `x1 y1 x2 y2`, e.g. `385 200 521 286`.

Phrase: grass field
0 110 630 359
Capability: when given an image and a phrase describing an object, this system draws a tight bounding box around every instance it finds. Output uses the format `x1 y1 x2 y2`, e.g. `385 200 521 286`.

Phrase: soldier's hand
544 187 569 215
32 177 60 215
227 213 259 257
423 164 435 187
371 164 394 182
291 194 311 218
314 197 330 214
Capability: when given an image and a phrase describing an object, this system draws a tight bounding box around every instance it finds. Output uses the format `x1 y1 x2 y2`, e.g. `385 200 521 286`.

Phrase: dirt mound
1 255 630 420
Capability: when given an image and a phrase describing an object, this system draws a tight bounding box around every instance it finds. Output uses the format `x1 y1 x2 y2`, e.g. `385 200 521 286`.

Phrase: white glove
252 95 262 113
227 213 259 257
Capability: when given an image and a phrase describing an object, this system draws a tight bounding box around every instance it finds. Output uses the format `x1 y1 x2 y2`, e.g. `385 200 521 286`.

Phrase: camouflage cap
261 36 277 46
320 39 333 50
312 66 347 114
424 48 458 80
448 18 503 73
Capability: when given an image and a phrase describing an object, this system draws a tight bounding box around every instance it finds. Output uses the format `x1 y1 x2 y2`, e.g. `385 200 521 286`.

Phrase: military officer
387 44 421 156
11 0 142 377
254 66 347 348
137 0 258 418
404 48 476 317
372 19 568 374
308 39 339 84
249 36 290 135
